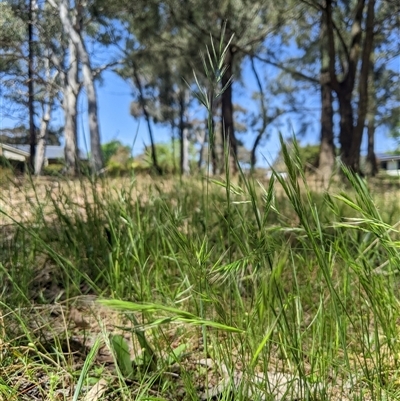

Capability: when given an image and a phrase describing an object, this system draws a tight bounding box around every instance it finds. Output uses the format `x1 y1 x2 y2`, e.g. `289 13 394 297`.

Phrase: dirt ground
0 175 398 400
0 296 381 401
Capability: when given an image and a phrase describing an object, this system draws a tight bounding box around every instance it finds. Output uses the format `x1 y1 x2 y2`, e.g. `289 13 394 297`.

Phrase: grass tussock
0 148 400 401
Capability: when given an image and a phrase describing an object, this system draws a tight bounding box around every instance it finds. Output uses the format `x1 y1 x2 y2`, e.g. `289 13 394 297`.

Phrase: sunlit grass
1 36 399 396
0 153 399 400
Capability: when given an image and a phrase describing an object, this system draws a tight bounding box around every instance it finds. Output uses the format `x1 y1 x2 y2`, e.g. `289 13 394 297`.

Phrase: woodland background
0 0 399 178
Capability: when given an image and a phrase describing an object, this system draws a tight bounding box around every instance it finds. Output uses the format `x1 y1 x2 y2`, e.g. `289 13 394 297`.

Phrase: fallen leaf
82 378 108 401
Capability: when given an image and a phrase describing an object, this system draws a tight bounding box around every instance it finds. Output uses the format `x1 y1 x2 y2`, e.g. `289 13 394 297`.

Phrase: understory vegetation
0 148 399 400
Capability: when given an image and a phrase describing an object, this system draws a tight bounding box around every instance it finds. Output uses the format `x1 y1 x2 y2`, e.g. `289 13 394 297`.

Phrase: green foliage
137 141 197 174
1 158 400 399
43 163 65 176
111 335 134 378
101 140 134 176
273 141 320 172
389 118 400 150
298 144 320 171
109 330 188 382
1 0 400 397
0 3 25 56
0 155 25 177
72 337 102 401
0 164 14 184
101 140 131 165
0 125 62 146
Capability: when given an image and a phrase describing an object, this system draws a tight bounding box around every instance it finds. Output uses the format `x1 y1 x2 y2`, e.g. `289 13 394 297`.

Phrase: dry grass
0 172 399 401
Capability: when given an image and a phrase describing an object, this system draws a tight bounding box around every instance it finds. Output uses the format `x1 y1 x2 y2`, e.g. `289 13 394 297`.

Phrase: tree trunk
337 91 355 168
351 0 376 172
220 46 237 174
325 0 366 171
197 128 206 171
365 60 378 177
59 0 103 173
318 78 335 184
318 11 335 184
181 127 190 175
249 57 269 172
210 118 219 175
365 115 378 176
132 65 162 175
82 61 103 172
28 0 36 172
207 93 219 175
318 77 335 184
63 39 79 175
250 136 261 171
171 125 177 174
35 53 59 176
35 104 50 175
179 90 190 175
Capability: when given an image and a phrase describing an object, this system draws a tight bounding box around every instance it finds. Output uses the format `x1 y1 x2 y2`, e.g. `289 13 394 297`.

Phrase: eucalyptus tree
43 0 121 175
364 5 400 175
247 54 315 171
127 52 196 176
1 1 82 175
273 0 375 175
112 0 289 174
112 0 204 175
47 0 105 173
121 48 174 175
3 0 37 168
0 0 37 168
39 2 82 176
250 1 338 181
255 0 397 177
163 0 290 174
321 0 400 173
34 54 61 175
365 63 400 175
321 0 376 173
318 3 336 182
0 2 26 103
0 1 64 174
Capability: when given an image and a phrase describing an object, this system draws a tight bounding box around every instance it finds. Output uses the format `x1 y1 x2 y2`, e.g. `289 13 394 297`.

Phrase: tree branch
246 50 320 84
346 0 366 87
92 60 122 78
353 0 376 154
324 0 339 91
299 0 350 64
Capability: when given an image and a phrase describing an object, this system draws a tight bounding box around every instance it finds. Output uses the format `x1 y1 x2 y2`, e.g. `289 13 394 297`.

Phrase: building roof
0 143 30 162
376 153 400 162
0 143 30 157
15 145 88 160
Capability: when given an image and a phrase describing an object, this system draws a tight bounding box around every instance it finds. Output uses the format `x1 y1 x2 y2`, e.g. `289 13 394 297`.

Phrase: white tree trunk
57 0 103 172
196 128 207 172
179 89 190 176
34 53 59 176
82 61 103 172
182 126 190 175
63 38 79 175
34 104 50 175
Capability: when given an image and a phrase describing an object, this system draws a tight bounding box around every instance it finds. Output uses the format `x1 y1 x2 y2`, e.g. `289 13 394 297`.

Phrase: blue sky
1 53 399 167
85 58 399 166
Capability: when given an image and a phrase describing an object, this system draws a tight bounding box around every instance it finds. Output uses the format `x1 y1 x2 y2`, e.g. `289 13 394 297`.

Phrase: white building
378 154 400 176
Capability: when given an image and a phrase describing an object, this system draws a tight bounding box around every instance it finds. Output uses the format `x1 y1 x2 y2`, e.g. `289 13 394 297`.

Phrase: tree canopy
0 0 398 177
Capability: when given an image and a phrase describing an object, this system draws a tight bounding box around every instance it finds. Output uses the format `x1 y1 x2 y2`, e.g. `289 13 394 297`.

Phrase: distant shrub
106 160 134 177
0 155 25 178
43 163 65 176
